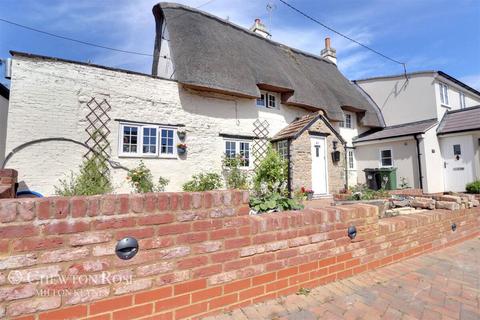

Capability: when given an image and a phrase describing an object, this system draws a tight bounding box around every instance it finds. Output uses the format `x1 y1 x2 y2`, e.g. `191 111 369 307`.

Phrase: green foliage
55 157 113 196
249 147 302 213
182 172 222 192
296 287 311 296
252 147 288 197
222 155 249 190
249 192 303 213
347 184 389 200
466 180 480 194
127 161 169 193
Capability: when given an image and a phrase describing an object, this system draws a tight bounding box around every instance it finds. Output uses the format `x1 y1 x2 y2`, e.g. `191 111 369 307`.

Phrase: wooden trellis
252 119 270 169
84 98 112 178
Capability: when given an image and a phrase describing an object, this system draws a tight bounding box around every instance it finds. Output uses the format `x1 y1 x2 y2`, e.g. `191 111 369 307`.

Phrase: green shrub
222 155 249 190
249 147 302 213
252 147 288 197
250 192 303 213
55 157 113 196
466 180 480 194
127 161 169 193
183 173 222 192
347 184 389 200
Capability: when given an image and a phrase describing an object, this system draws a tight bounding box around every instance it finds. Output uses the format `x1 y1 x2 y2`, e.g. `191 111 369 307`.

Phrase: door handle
444 162 446 169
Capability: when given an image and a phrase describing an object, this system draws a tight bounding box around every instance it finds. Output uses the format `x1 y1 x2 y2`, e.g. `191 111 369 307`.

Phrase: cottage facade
2 3 384 196
354 71 480 193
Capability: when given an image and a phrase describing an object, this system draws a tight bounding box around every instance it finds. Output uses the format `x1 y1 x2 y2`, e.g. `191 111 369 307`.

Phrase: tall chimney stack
321 37 337 65
250 18 271 39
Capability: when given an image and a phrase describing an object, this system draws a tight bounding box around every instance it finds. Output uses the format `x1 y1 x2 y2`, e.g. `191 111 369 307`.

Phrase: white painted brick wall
6 56 309 195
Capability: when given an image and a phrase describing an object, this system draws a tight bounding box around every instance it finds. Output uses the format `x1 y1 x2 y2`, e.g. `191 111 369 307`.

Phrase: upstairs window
256 94 266 107
380 149 393 167
257 91 278 109
439 82 449 105
340 112 353 129
119 122 176 157
459 92 466 109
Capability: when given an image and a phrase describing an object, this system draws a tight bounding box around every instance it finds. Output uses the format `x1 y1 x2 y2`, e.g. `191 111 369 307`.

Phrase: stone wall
0 191 478 319
290 117 345 194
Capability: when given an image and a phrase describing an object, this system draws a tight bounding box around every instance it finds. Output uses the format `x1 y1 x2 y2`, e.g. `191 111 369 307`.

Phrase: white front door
311 136 328 195
440 135 475 192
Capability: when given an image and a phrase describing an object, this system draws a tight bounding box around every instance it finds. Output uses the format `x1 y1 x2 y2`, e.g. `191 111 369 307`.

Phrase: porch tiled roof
437 105 480 135
353 118 438 143
271 113 319 141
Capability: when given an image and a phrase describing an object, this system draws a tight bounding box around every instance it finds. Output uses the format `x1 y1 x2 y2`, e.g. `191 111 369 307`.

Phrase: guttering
414 135 424 190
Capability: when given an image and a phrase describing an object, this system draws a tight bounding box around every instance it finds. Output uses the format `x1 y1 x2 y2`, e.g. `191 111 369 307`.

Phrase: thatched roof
152 2 383 127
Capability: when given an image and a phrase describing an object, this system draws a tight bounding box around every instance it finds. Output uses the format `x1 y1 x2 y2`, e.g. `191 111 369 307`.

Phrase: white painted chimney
250 18 271 39
320 37 337 65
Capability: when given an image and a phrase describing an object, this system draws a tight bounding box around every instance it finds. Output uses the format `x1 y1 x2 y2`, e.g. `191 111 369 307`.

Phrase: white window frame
257 91 279 110
439 82 449 106
340 112 354 129
459 92 466 109
347 149 355 170
119 122 177 158
276 140 288 160
256 93 266 107
224 139 252 168
379 148 393 168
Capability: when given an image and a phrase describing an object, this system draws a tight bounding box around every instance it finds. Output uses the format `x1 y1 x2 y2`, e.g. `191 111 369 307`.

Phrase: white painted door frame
440 135 475 192
310 136 328 195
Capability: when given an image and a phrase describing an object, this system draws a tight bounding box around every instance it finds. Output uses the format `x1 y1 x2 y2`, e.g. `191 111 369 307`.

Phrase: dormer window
339 112 354 129
268 94 276 108
257 91 278 109
439 82 449 105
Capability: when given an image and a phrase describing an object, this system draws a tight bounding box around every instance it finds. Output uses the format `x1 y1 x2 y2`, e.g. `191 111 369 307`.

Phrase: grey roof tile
354 118 438 143
437 105 480 135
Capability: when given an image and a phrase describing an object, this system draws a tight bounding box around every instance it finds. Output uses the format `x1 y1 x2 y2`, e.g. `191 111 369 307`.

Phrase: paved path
204 238 480 320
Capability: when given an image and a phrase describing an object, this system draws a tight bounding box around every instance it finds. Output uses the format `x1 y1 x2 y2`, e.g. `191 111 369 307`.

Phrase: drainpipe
414 135 424 190
344 143 348 190
287 139 292 196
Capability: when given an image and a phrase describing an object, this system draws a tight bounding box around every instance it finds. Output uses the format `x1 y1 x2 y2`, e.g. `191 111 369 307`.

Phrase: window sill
118 154 178 159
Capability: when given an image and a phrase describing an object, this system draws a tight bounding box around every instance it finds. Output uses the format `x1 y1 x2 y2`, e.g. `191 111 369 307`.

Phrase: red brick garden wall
0 191 479 320
0 169 17 199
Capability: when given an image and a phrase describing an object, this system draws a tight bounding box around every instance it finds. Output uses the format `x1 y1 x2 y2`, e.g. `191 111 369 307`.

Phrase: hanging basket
177 130 186 140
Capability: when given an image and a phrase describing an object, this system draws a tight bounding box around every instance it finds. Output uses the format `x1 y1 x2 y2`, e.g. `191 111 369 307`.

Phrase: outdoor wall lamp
451 223 457 232
115 237 139 260
347 226 357 240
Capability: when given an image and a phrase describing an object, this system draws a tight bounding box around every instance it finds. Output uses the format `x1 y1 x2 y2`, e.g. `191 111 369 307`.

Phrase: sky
0 0 479 89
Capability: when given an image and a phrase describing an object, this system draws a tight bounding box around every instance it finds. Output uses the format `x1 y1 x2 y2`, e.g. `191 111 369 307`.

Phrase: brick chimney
321 37 337 65
0 169 17 199
250 18 271 39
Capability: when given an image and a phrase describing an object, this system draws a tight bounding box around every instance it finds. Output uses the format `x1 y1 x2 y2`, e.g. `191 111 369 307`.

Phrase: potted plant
301 186 314 200
177 129 186 140
177 143 187 154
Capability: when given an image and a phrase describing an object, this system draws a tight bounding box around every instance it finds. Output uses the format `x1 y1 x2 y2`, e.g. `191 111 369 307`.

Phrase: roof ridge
382 118 437 129
446 104 480 114
156 2 336 67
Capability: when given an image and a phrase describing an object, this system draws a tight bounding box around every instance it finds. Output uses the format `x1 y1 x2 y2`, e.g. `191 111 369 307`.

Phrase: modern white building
353 71 480 193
